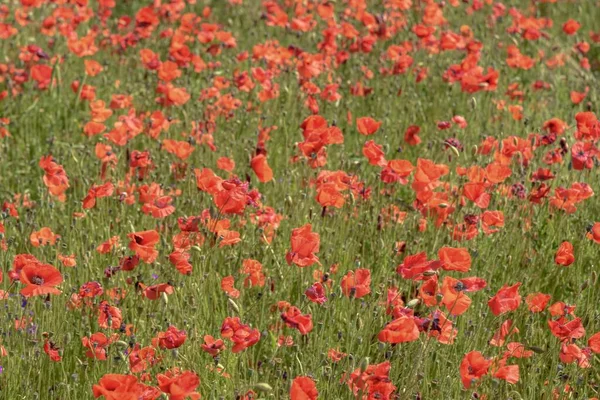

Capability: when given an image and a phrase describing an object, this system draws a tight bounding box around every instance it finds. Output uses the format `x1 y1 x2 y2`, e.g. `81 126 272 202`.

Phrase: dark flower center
31 275 44 285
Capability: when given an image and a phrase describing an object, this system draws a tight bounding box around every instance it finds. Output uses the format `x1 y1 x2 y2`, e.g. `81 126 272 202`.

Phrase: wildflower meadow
0 0 600 398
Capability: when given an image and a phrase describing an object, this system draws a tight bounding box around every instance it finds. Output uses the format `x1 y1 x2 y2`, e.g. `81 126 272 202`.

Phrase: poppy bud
253 383 273 393
359 357 370 372
356 316 363 330
406 299 420 308
228 298 240 315
285 195 293 208
580 280 589 291
470 97 477 110
527 346 545 354
446 143 460 157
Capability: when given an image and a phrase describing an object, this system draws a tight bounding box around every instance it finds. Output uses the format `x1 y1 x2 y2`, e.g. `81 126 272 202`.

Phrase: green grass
0 0 600 398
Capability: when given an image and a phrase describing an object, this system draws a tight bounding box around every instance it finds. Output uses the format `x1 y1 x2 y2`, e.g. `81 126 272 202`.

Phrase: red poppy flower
29 227 60 247
240 259 266 287
290 376 318 400
460 351 491 389
286 223 320 267
201 335 225 357
220 317 261 353
19 263 63 297
548 317 585 341
491 358 520 384
562 19 581 35
488 283 521 316
340 269 371 298
82 332 117 360
128 230 160 263
92 374 160 400
438 247 471 272
305 282 327 304
396 252 442 280
555 241 575 266
363 140 387 167
128 345 159 374
153 326 187 349
157 369 201 400
347 360 396 398
588 332 600 354
440 276 472 315
281 306 313 335
587 223 600 243
43 339 62 362
380 159 414 184
82 182 114 209
251 154 274 183
525 293 551 313
356 117 382 136
404 125 421 146
220 276 240 298
98 301 122 329
140 283 174 300
97 236 120 254
489 319 518 347
378 314 419 344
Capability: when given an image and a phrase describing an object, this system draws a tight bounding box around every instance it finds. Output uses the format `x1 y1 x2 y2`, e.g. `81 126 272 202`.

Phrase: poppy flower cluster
0 0 599 398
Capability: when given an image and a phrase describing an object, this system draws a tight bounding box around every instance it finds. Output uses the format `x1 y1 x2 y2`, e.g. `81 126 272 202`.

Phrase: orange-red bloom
488 283 521 316
290 376 318 400
286 224 320 267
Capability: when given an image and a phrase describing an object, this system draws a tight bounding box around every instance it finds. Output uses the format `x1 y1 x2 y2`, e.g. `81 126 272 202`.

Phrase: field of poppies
1 0 600 399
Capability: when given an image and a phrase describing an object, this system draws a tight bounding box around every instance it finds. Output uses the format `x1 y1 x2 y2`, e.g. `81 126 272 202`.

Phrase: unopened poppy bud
192 246 202 253
591 271 597 285
422 270 438 277
527 346 545 354
161 292 169 304
470 97 477 110
228 298 240 314
253 383 273 393
448 144 460 157
115 341 129 348
580 280 589 291
472 145 478 155
359 357 370 372
406 299 420 308
438 203 449 209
